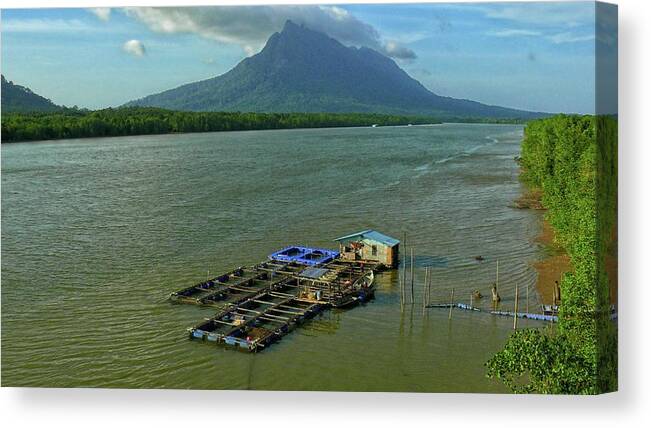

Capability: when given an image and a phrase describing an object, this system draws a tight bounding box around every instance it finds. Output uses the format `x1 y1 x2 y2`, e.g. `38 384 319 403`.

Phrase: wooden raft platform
170 258 380 352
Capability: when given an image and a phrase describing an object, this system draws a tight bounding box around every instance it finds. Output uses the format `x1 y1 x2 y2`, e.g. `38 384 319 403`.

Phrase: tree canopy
1 107 443 143
486 114 618 394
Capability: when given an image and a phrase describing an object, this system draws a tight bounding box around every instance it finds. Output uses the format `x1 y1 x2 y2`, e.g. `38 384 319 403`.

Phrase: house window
371 245 378 256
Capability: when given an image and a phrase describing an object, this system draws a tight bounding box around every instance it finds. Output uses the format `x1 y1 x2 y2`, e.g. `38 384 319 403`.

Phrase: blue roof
333 230 400 247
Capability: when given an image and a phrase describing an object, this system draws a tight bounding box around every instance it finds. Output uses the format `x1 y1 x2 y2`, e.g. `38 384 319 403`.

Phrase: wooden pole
401 251 407 305
398 265 402 303
526 283 529 314
427 267 431 306
423 267 430 311
427 266 432 306
400 231 407 305
470 292 473 308
399 265 404 310
421 267 426 313
410 248 415 304
496 260 499 293
514 283 519 330
422 267 426 310
448 288 454 320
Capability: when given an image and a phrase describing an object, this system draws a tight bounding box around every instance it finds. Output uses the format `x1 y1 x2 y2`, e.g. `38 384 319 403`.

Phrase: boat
541 304 559 316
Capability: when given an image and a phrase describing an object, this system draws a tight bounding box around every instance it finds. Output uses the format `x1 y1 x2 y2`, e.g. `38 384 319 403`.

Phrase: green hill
1 75 61 113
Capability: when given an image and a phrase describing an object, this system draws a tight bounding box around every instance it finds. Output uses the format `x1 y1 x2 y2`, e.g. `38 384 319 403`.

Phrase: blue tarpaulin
268 246 339 266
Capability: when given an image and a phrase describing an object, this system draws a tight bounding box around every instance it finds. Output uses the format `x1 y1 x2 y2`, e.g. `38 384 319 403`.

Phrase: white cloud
547 32 595 44
487 29 542 38
384 31 434 45
123 39 146 57
1 18 95 33
89 8 111 22
384 41 417 61
122 6 416 60
480 2 595 28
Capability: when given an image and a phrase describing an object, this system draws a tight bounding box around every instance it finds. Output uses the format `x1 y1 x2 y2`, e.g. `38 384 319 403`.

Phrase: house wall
337 239 399 268
361 239 394 266
387 244 399 267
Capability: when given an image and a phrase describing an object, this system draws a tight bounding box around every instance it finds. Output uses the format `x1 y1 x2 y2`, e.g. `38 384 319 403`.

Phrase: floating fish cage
170 245 382 352
189 292 324 352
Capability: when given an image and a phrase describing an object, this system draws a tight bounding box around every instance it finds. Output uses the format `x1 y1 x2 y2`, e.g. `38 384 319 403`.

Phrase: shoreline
527 196 618 306
532 218 572 305
0 120 525 145
0 122 445 145
1 108 527 144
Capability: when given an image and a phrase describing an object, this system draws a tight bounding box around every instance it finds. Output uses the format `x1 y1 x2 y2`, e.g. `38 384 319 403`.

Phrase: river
1 123 544 392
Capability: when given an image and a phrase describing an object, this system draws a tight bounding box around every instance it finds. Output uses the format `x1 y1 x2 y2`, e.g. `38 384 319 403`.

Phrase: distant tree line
1 107 448 143
486 114 618 394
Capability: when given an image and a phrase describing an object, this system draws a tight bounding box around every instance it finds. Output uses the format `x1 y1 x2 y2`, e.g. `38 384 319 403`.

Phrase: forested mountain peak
126 21 542 119
1 75 62 113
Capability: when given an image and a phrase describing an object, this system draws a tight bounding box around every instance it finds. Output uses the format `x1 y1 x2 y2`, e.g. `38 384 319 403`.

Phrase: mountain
127 21 542 119
1 75 61 113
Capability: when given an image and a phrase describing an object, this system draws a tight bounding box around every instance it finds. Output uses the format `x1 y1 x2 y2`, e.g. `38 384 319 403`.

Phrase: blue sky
1 2 615 113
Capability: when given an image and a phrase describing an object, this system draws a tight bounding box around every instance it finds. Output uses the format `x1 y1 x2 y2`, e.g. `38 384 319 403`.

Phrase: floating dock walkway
426 302 559 322
170 245 382 352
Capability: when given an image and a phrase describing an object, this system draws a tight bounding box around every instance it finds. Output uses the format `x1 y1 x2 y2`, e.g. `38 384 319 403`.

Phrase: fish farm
170 241 388 353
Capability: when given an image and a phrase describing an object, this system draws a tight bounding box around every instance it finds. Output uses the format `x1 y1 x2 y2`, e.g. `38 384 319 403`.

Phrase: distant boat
371 124 378 128
407 123 413 126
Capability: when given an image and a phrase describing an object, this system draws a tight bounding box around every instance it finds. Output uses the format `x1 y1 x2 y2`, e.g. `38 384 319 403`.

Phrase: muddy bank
529 204 618 306
533 220 572 305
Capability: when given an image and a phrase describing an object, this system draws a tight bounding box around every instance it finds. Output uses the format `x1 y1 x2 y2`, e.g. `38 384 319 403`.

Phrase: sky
0 2 617 113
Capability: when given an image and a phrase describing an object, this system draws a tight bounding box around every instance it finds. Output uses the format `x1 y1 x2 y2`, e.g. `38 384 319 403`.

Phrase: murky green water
1 123 544 392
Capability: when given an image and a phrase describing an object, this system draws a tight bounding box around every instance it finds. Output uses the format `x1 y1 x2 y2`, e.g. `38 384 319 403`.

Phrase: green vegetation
1 107 442 143
486 114 618 394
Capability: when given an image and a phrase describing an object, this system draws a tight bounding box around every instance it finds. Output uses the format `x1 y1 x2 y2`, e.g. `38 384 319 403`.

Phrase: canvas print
1 1 618 394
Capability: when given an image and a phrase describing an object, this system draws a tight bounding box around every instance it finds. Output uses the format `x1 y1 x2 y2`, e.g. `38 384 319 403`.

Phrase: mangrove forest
486 114 618 394
0 107 443 143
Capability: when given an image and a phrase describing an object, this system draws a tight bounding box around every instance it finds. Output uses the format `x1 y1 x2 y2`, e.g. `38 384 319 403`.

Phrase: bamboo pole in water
514 283 519 330
400 249 407 305
400 259 407 310
421 267 426 314
496 260 499 293
526 283 529 314
422 267 429 312
427 267 431 305
398 264 402 305
410 248 415 304
427 266 432 307
448 288 454 320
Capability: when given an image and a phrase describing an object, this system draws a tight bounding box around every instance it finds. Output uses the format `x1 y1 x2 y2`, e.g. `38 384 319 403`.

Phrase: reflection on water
1 123 543 392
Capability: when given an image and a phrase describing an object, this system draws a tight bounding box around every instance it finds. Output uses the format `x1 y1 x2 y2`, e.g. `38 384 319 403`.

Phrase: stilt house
334 230 400 268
